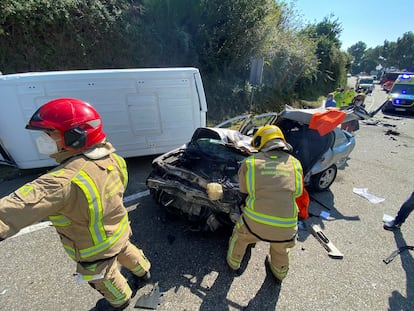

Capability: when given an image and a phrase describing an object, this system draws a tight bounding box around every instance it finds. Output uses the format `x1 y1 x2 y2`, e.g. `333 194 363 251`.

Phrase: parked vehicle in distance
382 74 414 116
355 76 375 94
146 105 370 232
380 71 413 93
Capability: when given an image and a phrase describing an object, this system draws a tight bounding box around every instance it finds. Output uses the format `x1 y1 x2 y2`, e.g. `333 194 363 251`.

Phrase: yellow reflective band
84 263 98 272
244 208 297 227
49 214 72 227
227 232 242 269
79 214 129 259
72 170 107 245
18 185 34 196
245 156 256 211
292 158 303 198
130 249 151 276
235 216 244 229
112 154 128 187
291 158 303 216
103 279 131 306
63 244 76 260
82 275 95 281
131 265 145 277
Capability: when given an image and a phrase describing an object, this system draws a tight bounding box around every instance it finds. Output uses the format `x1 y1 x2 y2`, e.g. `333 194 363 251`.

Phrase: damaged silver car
146 105 370 232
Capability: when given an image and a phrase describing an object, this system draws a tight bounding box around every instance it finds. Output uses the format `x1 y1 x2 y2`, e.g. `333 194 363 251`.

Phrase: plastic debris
135 282 163 310
353 188 385 204
319 211 331 219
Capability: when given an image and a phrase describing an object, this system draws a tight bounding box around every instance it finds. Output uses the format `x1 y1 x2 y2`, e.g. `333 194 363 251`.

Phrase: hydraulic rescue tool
306 221 344 259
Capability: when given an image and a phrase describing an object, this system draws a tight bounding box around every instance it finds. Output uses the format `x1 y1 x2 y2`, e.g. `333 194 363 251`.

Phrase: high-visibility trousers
85 241 151 307
227 220 295 280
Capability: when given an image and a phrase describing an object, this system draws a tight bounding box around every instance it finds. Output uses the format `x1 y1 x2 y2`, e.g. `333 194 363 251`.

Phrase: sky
289 0 414 51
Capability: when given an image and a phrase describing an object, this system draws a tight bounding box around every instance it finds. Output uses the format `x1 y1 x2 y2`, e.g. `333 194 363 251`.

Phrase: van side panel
0 68 207 169
1 83 56 168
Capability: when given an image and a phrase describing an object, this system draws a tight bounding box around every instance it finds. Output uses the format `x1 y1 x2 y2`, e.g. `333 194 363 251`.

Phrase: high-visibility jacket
333 91 344 107
0 142 131 263
238 148 305 241
343 89 356 105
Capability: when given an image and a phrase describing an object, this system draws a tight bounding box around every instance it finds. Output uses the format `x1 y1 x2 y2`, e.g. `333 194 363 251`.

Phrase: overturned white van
0 67 207 169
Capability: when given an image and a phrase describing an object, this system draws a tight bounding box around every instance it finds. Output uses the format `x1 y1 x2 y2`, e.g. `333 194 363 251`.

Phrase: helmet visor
25 107 55 131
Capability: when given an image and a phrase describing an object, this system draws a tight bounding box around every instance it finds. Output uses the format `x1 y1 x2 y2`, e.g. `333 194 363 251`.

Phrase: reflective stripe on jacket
49 152 130 262
0 142 131 263
238 150 303 241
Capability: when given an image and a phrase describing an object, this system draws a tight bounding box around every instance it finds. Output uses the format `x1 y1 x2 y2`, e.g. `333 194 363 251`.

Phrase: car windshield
391 84 414 95
215 112 277 135
383 72 404 81
359 78 373 84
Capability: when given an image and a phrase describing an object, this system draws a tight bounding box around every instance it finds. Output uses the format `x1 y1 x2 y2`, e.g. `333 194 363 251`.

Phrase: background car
355 76 375 94
382 74 414 115
380 71 413 93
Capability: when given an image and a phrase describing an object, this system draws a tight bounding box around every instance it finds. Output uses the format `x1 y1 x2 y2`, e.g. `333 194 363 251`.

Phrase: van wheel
309 165 337 192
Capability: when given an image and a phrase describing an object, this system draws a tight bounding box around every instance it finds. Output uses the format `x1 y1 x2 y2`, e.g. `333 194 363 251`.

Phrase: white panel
126 94 161 136
17 83 44 95
45 78 136 93
137 78 190 89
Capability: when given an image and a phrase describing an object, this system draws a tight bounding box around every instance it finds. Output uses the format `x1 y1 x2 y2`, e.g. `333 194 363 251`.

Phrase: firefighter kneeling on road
0 98 151 310
227 125 309 283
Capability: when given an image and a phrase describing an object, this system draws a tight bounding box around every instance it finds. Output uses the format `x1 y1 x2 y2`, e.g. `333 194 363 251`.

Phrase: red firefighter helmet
26 98 106 151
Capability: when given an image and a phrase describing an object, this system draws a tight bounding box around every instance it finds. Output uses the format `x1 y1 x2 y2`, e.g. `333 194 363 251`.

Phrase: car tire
381 101 393 114
309 165 337 192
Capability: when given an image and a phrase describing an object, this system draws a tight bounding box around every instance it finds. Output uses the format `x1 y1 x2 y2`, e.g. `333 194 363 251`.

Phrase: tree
0 0 141 72
347 41 367 74
297 16 346 96
392 32 414 71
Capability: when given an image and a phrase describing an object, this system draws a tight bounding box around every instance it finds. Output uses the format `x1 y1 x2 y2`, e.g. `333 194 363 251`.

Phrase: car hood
389 93 414 100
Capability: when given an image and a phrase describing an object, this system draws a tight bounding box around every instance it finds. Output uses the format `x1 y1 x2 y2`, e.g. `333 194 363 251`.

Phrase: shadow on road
125 196 283 310
297 189 360 243
242 273 281 311
387 230 414 311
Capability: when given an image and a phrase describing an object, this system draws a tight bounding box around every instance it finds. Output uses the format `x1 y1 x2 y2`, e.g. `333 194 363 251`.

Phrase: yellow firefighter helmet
251 125 286 151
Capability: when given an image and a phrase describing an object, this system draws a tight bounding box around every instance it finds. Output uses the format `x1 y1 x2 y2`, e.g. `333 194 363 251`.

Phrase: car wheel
381 101 393 113
309 165 337 192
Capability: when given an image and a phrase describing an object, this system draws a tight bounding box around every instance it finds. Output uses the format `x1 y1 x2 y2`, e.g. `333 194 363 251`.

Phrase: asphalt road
1 81 413 311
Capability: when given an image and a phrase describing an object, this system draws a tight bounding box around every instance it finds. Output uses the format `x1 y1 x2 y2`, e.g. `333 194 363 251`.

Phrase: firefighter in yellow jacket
227 125 308 283
0 98 151 310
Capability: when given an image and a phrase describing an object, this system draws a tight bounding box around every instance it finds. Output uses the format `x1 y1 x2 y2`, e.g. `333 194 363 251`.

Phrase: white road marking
123 189 150 205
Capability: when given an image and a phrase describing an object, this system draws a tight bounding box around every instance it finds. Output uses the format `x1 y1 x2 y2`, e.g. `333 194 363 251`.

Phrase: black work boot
265 256 283 285
142 270 151 281
95 298 130 311
129 270 151 290
383 219 401 231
